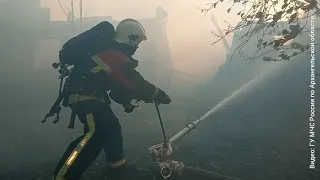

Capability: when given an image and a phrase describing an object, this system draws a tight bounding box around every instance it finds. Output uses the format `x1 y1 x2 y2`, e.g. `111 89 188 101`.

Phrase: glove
123 104 139 113
154 88 171 105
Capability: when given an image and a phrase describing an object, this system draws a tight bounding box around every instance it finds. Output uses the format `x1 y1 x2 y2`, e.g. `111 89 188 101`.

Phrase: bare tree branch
57 0 68 17
202 0 320 62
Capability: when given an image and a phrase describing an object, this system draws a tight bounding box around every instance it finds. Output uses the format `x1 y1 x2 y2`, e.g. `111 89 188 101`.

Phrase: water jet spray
149 63 285 179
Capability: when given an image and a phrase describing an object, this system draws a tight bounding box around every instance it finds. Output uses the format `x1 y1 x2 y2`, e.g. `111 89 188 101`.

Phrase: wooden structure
0 1 174 90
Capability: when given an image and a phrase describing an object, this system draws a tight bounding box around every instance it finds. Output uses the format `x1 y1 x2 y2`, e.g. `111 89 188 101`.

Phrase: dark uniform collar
110 40 136 57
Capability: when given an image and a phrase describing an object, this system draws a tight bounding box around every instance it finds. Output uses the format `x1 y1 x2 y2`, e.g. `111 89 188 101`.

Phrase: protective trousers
53 100 126 180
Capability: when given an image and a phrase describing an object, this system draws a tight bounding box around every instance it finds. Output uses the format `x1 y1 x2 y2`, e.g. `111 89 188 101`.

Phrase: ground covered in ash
1 66 319 180
1 98 318 180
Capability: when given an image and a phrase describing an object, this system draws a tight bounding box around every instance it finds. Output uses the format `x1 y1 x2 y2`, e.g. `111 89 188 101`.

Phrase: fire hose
149 102 239 180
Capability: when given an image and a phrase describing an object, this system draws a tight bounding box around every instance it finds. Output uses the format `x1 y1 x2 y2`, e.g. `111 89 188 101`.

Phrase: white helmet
114 19 147 49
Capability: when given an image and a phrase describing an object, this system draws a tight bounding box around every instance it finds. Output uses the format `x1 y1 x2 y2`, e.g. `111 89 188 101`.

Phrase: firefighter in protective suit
52 19 171 180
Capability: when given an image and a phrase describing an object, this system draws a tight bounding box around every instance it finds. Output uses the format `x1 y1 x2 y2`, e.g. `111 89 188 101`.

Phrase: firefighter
52 19 171 180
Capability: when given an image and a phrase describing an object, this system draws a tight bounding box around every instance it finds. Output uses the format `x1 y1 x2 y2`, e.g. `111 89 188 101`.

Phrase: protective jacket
65 40 159 107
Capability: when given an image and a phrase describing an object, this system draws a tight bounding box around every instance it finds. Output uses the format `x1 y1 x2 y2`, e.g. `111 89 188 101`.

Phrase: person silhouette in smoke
52 19 171 180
